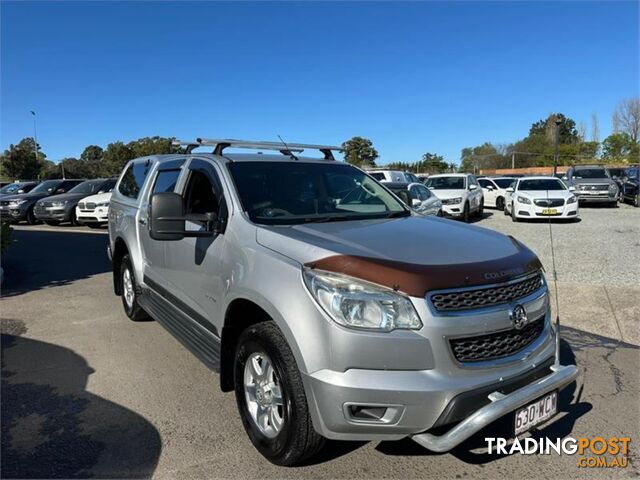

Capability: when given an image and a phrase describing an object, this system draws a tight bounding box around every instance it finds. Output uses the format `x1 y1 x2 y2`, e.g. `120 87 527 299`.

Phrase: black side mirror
150 192 186 241
55 188 66 194
150 192 219 241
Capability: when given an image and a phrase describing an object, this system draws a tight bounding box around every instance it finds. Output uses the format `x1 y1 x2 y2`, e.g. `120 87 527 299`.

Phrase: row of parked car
0 164 637 229
364 164 640 223
0 178 115 227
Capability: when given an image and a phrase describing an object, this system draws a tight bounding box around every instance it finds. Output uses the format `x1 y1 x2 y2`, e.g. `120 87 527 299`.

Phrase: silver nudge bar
411 364 578 452
172 138 341 159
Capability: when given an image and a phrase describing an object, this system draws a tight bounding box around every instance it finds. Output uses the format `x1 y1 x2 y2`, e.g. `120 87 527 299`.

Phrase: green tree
102 141 135 176
0 137 46 180
128 136 176 157
529 113 579 145
80 145 105 177
419 152 448 173
341 136 378 167
602 133 639 162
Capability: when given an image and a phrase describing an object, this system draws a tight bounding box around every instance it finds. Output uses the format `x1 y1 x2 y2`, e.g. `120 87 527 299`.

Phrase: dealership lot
1 205 638 479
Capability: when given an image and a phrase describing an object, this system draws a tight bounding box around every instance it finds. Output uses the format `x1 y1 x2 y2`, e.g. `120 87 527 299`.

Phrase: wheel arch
112 236 130 295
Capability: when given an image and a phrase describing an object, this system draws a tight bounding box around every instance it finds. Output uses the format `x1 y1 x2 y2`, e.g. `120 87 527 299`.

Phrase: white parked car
504 176 578 222
425 173 483 222
477 177 516 210
75 191 111 228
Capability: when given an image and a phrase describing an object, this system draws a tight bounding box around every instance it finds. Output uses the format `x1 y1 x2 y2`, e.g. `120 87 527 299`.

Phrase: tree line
459 97 640 172
1 96 637 180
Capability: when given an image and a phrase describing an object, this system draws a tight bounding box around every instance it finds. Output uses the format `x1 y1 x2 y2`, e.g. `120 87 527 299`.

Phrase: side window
408 185 420 201
417 185 431 200
468 175 478 187
100 179 117 193
478 179 488 188
153 169 181 194
118 161 150 199
183 170 219 215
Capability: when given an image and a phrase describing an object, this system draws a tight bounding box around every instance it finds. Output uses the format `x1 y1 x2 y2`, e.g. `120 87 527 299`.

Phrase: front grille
78 202 85 209
86 202 96 210
534 198 564 207
579 184 609 191
430 273 544 312
450 316 545 363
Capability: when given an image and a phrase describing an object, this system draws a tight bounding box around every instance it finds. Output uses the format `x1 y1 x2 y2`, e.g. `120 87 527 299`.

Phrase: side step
138 288 221 371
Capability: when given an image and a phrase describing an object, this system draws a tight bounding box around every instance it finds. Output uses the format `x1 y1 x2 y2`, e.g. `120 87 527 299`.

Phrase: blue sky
1 1 638 164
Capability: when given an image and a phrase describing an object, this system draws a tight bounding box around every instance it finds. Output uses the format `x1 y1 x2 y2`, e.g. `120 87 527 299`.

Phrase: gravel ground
472 202 640 286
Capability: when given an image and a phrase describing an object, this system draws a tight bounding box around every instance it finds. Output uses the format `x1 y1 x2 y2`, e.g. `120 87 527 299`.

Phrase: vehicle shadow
1 229 111 298
374 328 617 463
1 319 161 479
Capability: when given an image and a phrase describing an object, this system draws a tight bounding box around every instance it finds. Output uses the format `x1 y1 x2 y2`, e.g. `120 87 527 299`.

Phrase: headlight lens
50 201 67 207
608 183 617 191
442 197 462 205
567 195 577 204
303 268 422 332
8 199 27 207
517 196 531 204
96 201 110 207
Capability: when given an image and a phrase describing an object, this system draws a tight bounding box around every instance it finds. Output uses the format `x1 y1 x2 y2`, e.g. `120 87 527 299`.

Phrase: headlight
303 268 423 332
8 199 27 207
50 201 67 207
517 196 531 204
442 197 462 205
96 201 110 207
567 195 577 204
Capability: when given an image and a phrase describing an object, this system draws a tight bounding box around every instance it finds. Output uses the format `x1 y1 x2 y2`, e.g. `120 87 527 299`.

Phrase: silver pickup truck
108 139 577 465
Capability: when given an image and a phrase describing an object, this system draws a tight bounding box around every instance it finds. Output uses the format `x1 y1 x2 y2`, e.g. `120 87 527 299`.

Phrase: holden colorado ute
108 138 577 466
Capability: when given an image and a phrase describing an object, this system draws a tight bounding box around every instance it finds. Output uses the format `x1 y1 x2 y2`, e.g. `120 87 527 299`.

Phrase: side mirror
17 189 24 194
562 176 568 180
506 187 514 193
486 185 494 191
55 188 66 194
569 186 576 192
411 198 421 208
469 184 478 190
150 192 186 241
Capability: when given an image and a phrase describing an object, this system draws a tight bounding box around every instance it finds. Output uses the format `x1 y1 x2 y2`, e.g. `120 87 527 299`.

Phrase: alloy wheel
244 352 285 439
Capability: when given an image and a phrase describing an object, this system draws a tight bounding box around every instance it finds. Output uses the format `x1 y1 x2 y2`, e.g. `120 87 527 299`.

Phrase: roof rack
172 138 342 160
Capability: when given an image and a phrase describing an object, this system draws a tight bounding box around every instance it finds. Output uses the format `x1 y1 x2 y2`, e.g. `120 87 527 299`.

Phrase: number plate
514 391 558 435
541 208 557 215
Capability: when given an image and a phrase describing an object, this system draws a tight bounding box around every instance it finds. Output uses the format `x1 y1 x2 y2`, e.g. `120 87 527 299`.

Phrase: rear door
478 178 497 207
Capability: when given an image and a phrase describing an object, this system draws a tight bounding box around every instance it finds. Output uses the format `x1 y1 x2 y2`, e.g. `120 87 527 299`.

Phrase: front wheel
511 203 519 222
462 202 470 223
234 322 325 466
26 207 39 225
496 197 504 211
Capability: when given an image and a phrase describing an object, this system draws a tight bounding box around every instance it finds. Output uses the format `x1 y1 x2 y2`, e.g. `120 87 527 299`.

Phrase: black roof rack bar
172 138 341 160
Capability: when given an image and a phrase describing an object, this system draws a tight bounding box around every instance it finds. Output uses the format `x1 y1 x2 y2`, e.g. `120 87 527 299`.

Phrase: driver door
163 159 229 332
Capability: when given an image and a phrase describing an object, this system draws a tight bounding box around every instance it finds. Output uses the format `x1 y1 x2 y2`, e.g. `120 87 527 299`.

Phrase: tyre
26 206 38 225
511 203 519 222
476 200 484 218
120 254 149 321
234 322 325 466
462 202 470 223
496 197 504 211
86 222 104 229
69 210 79 226
609 201 618 208
45 221 60 226
634 195 639 207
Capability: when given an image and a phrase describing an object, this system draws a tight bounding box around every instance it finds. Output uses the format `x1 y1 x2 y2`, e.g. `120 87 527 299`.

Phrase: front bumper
514 202 579 218
441 203 464 217
76 206 109 223
34 206 71 222
576 192 617 203
412 363 578 452
0 206 27 221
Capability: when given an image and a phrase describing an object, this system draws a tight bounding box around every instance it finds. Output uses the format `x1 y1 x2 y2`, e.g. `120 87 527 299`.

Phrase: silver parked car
563 164 618 207
383 181 443 216
108 139 577 465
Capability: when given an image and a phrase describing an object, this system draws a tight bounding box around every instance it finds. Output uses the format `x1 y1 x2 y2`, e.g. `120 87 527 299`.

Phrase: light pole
30 110 38 163
553 118 562 176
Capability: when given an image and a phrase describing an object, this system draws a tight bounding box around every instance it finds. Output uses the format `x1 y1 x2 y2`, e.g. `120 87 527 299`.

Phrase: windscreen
31 180 61 193
228 162 408 225
425 176 465 189
518 179 566 191
573 168 608 179
0 183 21 194
493 178 515 189
68 180 104 194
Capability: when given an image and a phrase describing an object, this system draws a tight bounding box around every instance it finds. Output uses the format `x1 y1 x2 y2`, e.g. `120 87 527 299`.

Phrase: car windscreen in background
518 179 566 191
573 169 609 179
493 178 515 189
426 177 465 189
